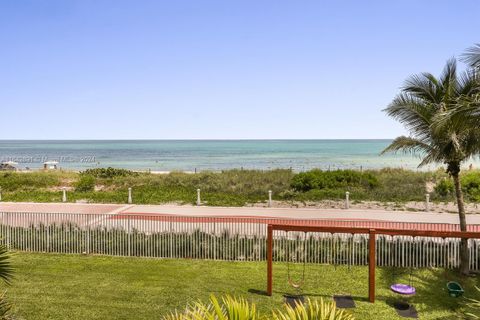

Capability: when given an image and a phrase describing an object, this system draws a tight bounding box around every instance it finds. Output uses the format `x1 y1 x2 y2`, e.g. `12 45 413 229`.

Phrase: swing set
266 224 480 303
285 232 352 291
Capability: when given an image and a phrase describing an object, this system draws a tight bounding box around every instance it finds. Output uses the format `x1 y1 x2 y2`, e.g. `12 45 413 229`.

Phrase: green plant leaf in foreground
272 298 354 320
163 295 353 320
465 286 480 319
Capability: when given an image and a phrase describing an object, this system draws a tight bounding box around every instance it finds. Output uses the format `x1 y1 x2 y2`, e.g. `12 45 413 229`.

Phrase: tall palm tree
381 58 480 275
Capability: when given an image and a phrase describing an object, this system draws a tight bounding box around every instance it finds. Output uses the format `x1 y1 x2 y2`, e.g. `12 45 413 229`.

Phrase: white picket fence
1 211 480 270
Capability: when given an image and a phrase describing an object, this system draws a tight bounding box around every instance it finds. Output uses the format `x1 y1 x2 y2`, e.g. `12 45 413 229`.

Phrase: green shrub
82 167 138 179
75 175 96 192
434 178 454 197
462 171 480 201
291 170 378 192
433 171 480 201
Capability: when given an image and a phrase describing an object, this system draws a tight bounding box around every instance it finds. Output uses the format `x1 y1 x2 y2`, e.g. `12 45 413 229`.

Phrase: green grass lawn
6 253 480 319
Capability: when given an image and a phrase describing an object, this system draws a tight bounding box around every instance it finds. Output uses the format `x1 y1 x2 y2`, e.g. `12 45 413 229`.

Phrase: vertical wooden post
368 229 376 303
425 193 430 212
267 224 273 296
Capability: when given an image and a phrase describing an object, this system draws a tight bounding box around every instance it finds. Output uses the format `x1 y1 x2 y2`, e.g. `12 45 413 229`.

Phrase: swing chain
286 231 308 291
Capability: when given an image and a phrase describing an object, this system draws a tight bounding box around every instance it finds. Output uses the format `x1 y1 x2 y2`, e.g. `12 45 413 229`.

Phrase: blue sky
1 0 479 139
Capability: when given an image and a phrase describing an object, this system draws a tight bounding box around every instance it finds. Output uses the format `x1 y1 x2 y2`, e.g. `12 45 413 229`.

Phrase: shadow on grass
248 288 269 296
270 289 370 303
377 267 478 318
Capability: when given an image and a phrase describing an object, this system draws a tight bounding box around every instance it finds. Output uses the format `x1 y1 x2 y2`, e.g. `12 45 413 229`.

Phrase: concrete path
1 202 479 224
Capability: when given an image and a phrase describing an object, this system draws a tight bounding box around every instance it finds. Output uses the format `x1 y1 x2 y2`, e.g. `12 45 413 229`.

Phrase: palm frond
456 69 480 96
403 73 439 103
462 43 480 68
272 298 354 320
439 58 457 98
0 291 13 320
0 245 12 286
381 136 431 156
434 94 480 136
383 94 434 139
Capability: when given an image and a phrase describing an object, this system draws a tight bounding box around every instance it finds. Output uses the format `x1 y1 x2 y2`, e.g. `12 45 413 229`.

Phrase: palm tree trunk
452 172 470 275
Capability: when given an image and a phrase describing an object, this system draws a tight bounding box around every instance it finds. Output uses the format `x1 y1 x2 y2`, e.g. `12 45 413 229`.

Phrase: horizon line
0 138 396 141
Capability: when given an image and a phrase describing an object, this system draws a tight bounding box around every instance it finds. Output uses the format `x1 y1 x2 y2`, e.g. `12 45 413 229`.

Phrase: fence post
5 213 10 249
268 190 272 207
425 193 430 212
345 191 350 209
368 229 376 303
86 226 90 255
213 223 217 260
128 187 132 204
169 221 173 258
62 187 67 203
197 189 201 206
46 222 50 253
127 216 131 257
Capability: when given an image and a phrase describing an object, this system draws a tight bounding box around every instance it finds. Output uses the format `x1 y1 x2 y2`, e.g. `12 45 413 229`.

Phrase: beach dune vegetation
2 167 480 205
74 174 96 192
291 169 378 192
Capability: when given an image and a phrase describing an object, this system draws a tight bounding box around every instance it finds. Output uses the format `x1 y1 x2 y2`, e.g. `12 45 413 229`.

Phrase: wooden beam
270 224 370 234
269 224 480 239
368 229 376 303
267 224 273 296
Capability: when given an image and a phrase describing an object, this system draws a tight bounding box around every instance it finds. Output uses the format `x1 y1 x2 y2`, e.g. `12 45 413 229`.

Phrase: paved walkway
1 202 479 224
0 202 126 214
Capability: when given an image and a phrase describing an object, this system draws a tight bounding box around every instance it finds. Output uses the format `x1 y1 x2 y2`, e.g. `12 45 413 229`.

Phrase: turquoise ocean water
0 140 461 172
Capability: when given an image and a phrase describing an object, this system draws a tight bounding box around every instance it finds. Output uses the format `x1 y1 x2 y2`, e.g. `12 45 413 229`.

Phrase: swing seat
391 284 416 295
446 281 464 297
288 279 303 289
